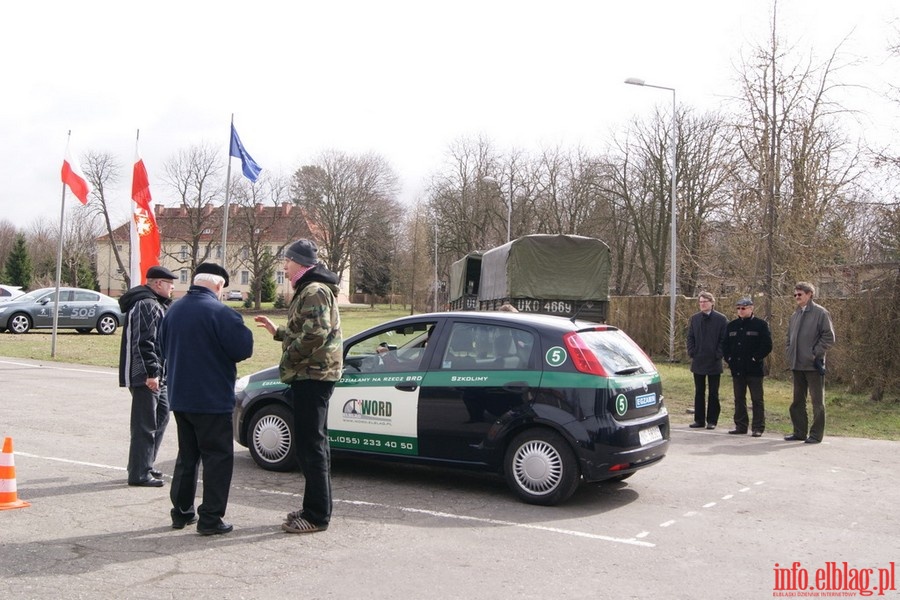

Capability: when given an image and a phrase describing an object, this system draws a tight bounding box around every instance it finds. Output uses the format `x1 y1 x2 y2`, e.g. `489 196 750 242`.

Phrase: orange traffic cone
0 437 30 510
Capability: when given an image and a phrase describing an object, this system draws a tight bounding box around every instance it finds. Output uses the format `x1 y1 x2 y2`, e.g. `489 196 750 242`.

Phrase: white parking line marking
660 520 676 527
683 511 698 517
722 494 733 500
0 359 115 376
703 502 716 508
15 451 655 548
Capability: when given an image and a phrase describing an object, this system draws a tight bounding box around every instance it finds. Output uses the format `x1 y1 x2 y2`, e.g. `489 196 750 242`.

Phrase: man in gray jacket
785 282 836 444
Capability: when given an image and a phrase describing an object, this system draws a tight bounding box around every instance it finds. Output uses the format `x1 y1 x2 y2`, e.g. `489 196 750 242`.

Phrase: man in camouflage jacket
255 239 342 534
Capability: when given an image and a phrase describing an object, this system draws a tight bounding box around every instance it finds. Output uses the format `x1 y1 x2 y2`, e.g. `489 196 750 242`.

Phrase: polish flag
131 149 161 286
60 144 91 205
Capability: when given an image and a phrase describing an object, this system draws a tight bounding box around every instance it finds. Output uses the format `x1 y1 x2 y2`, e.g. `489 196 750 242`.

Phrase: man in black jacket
723 297 773 437
686 292 728 430
118 265 177 487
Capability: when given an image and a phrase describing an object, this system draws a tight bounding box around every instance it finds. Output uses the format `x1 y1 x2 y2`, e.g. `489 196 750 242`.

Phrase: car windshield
13 290 47 303
577 328 655 375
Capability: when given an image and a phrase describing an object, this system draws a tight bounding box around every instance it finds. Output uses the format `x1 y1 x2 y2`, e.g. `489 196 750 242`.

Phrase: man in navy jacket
160 263 254 535
723 297 772 437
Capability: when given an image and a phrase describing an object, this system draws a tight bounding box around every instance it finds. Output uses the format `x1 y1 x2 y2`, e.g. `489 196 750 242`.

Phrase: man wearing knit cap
255 239 343 534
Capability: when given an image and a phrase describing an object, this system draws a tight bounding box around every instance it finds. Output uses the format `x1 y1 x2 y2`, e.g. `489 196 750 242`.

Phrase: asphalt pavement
0 357 897 600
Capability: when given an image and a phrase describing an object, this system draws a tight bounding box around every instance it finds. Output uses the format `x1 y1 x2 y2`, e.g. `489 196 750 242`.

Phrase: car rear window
576 329 655 375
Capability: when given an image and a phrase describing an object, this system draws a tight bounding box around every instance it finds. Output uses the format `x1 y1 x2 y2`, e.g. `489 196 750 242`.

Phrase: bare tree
292 150 401 284
162 144 225 273
731 3 863 315
228 171 312 307
82 151 131 286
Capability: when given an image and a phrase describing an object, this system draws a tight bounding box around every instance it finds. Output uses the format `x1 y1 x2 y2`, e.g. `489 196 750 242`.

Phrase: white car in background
0 285 24 302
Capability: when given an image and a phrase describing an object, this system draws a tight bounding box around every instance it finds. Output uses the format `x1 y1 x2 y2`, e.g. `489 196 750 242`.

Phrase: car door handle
395 382 419 392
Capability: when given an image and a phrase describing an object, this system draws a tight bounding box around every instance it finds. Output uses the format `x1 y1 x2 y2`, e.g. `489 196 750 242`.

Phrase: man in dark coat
686 291 728 429
160 263 254 535
118 265 177 487
723 297 773 437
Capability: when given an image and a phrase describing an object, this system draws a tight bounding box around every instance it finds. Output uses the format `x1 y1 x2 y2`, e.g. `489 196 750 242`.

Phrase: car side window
344 321 437 374
441 324 534 370
73 291 98 302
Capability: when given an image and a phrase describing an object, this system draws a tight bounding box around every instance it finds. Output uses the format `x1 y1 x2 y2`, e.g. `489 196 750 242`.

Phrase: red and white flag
60 143 91 205
130 142 161 286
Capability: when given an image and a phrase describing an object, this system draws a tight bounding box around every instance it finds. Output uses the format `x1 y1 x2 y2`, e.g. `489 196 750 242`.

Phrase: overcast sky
2 0 897 230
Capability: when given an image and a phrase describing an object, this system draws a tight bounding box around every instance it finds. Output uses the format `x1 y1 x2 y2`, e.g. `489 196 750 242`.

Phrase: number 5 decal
545 346 567 368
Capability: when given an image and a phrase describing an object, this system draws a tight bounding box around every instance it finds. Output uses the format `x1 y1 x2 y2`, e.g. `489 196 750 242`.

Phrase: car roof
362 311 607 334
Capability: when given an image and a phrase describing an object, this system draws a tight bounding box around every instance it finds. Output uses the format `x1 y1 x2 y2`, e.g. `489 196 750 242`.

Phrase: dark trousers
127 385 169 483
170 411 234 528
790 370 826 442
290 379 335 526
693 373 721 426
732 375 765 433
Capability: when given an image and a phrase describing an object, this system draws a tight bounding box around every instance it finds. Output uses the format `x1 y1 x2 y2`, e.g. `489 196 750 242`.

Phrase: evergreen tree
4 234 32 290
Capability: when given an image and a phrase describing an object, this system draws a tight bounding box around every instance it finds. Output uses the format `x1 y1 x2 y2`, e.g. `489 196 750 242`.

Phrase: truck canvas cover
478 234 611 302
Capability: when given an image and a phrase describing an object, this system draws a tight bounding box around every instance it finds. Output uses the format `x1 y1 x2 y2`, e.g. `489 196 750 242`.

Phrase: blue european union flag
229 124 262 182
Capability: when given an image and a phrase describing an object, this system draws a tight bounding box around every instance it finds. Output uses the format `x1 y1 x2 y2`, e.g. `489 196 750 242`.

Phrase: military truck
449 234 611 322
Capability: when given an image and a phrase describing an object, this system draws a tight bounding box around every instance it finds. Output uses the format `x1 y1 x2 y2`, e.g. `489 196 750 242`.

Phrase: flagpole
130 130 141 288
51 131 72 358
221 113 235 270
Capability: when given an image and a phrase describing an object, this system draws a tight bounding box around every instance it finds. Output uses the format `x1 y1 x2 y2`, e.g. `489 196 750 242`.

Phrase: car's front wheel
504 428 580 506
8 313 32 334
96 314 119 335
247 404 296 472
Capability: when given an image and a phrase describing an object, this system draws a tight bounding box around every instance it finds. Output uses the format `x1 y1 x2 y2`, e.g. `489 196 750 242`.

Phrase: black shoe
172 515 198 530
784 434 806 441
751 431 763 437
128 477 164 487
150 469 163 478
728 429 747 435
689 422 706 428
706 424 716 430
804 437 821 444
197 522 233 536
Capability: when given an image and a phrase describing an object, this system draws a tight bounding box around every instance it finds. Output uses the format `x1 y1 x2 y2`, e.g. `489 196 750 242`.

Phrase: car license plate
639 426 662 446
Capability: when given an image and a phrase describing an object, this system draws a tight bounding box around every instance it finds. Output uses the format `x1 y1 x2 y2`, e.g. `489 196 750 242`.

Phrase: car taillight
563 331 608 376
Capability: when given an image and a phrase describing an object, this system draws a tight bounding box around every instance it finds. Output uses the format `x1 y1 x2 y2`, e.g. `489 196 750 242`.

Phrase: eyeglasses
793 293 805 297
736 306 751 310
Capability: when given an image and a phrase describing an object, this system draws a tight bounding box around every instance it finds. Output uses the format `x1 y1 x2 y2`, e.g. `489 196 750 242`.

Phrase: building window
215 245 222 259
180 270 188 284
241 271 249 285
277 271 284 284
180 245 188 260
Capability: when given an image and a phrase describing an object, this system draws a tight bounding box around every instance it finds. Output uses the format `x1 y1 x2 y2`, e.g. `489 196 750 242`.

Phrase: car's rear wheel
504 428 580 506
8 313 32 334
96 314 118 335
247 404 296 472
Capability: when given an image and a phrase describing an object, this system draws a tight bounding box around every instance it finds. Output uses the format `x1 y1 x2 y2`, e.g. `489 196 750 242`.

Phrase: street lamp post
625 77 678 362
482 175 512 244
433 220 439 312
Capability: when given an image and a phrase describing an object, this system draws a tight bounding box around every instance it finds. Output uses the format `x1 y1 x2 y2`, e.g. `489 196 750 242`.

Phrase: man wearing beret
255 239 343 534
160 263 254 535
118 265 177 487
723 297 773 437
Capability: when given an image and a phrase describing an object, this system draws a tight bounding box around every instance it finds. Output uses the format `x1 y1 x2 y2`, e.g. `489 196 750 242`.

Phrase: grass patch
657 362 900 441
3 307 896 441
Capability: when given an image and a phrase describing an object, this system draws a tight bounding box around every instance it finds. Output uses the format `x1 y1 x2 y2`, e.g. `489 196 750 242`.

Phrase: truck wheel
503 428 579 506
